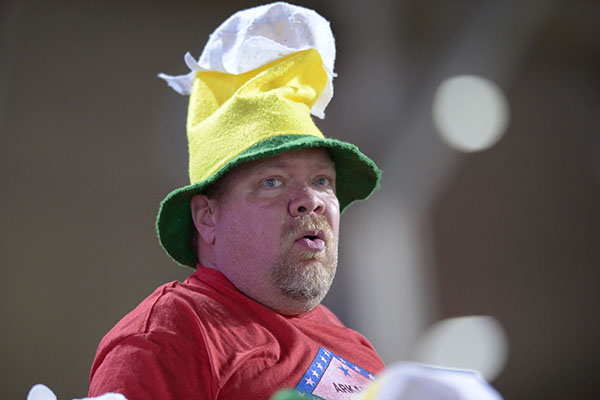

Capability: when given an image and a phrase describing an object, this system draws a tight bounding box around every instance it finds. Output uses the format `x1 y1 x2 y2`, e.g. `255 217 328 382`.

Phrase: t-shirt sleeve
89 331 215 400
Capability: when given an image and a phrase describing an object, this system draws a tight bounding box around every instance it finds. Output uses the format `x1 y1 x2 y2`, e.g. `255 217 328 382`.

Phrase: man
89 3 384 399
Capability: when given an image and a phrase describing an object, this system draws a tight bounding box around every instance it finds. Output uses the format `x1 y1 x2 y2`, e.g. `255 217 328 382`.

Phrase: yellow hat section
187 49 328 184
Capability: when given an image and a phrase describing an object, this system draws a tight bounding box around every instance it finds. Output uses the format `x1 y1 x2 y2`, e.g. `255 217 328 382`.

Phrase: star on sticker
368 373 375 379
323 350 330 356
305 377 315 386
316 363 324 370
312 369 320 377
338 365 350 377
353 366 361 372
320 356 327 362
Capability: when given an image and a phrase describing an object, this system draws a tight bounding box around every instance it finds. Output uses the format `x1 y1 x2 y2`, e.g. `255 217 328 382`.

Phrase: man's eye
263 178 282 188
315 177 331 186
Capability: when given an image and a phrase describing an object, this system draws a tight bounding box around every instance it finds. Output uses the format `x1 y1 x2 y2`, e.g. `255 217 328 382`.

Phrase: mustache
281 214 333 250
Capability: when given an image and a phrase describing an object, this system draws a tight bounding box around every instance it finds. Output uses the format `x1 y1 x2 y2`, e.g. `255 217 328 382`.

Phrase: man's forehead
257 148 334 169
237 147 335 175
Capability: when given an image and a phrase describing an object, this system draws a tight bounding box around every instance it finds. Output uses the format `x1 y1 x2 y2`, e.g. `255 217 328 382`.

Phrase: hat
157 2 381 267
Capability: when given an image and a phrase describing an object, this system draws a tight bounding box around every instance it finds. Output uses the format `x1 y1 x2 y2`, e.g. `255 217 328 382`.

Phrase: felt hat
156 2 381 267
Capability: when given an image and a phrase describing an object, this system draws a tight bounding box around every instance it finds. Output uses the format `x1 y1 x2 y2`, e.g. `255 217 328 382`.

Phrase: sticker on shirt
294 347 376 399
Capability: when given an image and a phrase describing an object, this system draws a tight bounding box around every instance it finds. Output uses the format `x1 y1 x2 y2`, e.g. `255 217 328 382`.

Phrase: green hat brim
156 134 381 267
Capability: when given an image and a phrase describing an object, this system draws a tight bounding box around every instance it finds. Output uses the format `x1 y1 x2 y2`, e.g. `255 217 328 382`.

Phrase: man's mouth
295 230 326 250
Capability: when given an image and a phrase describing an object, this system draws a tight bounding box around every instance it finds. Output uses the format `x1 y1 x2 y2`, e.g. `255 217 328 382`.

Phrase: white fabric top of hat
159 1 336 119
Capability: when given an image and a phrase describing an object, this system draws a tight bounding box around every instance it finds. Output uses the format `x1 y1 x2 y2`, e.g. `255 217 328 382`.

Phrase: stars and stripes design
294 347 376 399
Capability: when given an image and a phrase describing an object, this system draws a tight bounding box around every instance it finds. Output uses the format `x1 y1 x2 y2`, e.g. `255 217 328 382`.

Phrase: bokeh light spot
432 75 510 152
413 315 509 382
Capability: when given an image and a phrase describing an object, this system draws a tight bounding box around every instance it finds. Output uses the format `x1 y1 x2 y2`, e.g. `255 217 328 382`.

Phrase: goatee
272 214 338 302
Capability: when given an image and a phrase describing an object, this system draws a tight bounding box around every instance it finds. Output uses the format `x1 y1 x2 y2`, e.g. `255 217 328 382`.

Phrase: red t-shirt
89 266 385 400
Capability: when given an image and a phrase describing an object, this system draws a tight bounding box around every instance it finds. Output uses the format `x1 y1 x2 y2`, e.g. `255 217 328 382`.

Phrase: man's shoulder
89 278 219 396
98 277 221 344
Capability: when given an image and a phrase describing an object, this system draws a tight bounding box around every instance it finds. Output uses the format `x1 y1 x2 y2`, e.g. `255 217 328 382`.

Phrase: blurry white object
360 362 503 400
158 1 336 118
27 384 127 400
432 75 510 152
413 316 509 381
27 385 56 400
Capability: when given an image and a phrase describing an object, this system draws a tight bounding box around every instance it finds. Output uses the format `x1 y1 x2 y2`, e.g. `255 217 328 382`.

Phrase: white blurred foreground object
27 384 126 400
358 363 503 400
432 75 510 152
413 316 509 382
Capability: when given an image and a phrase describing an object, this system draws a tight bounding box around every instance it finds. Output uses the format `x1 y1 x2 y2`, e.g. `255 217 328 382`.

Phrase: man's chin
280 283 327 301
272 247 337 304
276 265 334 300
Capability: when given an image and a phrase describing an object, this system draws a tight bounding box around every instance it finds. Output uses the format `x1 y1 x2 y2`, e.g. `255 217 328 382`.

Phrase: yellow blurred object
355 378 382 399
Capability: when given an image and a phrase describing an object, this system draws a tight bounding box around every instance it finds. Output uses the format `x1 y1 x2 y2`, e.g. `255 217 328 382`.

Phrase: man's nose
289 186 326 216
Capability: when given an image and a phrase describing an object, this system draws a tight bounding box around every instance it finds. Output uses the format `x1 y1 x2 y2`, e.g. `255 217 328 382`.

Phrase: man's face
210 148 340 315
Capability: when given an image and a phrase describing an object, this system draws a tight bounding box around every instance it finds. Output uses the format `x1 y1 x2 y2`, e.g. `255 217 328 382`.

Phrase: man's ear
190 194 217 245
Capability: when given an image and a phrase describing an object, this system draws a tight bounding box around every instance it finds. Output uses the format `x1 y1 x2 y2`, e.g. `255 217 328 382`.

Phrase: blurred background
1 0 599 398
